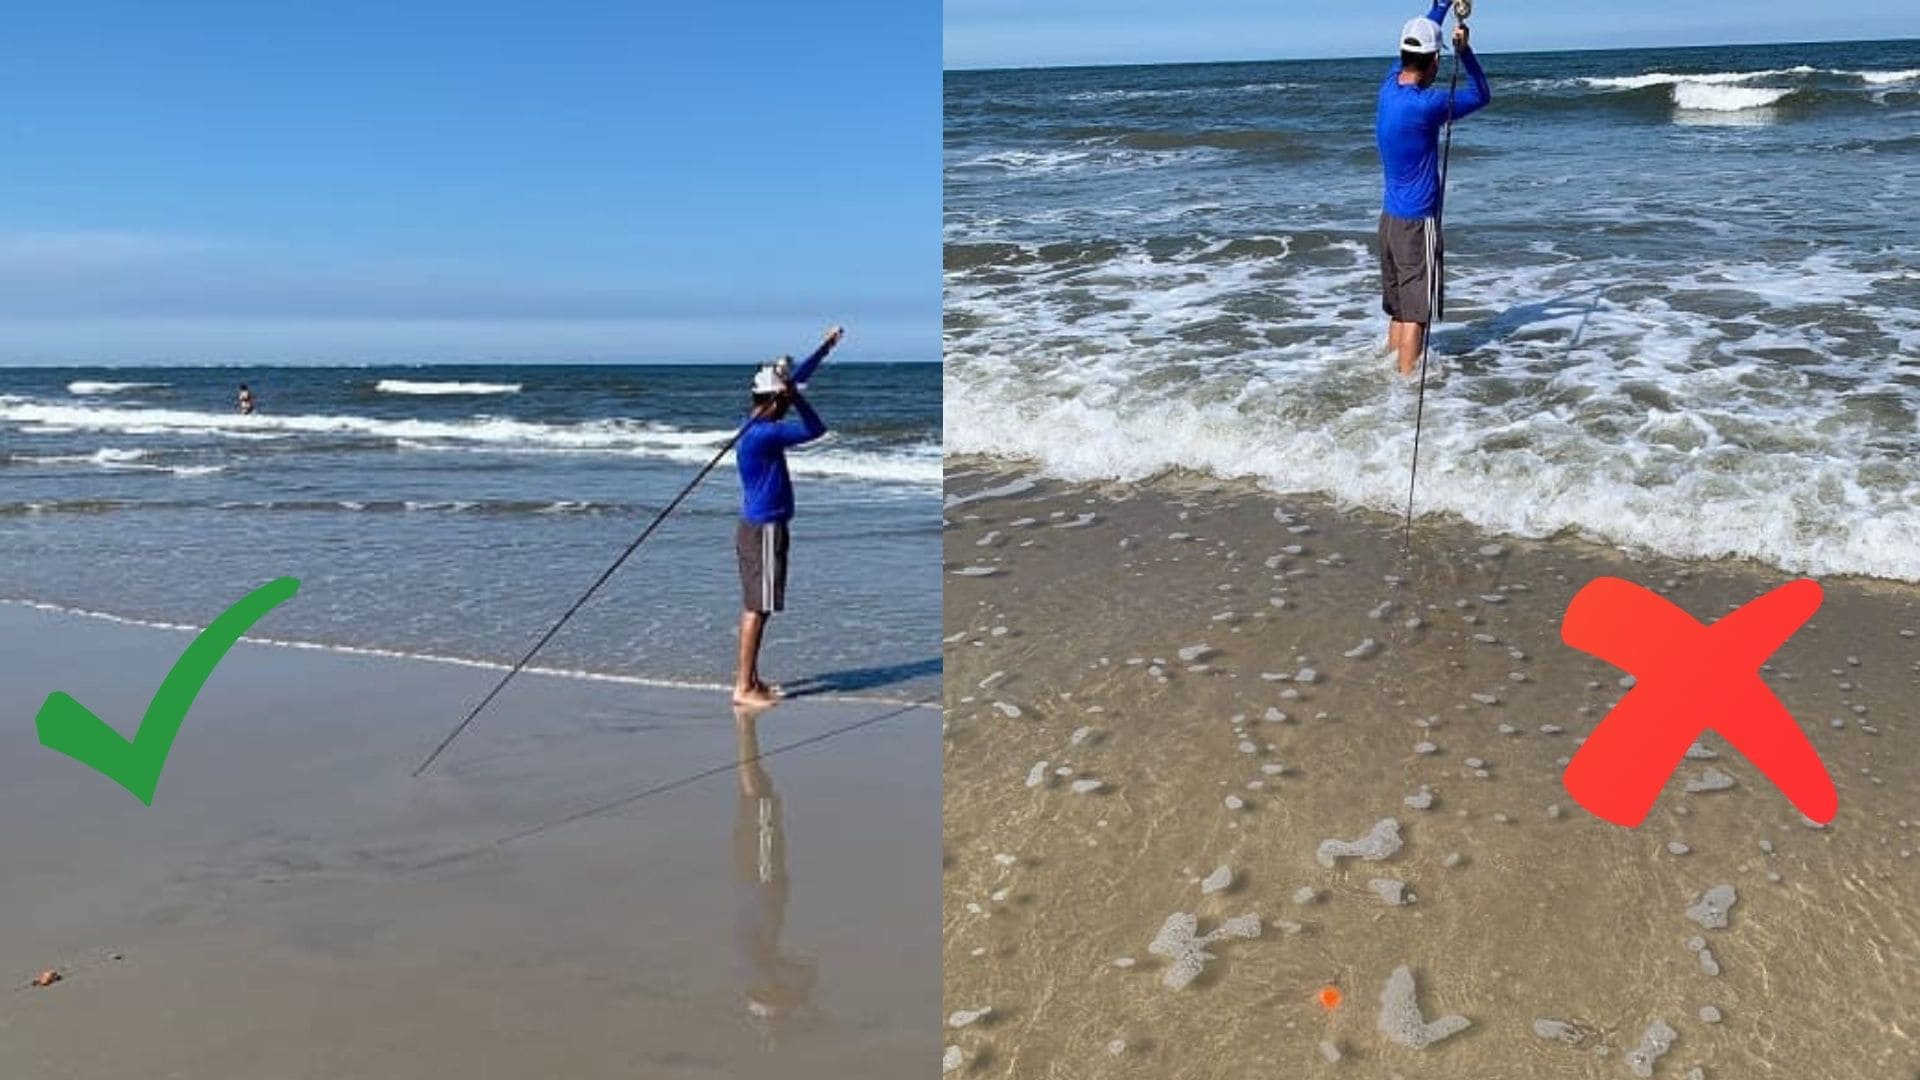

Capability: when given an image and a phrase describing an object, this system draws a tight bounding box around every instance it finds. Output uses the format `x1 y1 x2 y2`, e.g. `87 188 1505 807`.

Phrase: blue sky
0 1 937 364
946 0 1914 70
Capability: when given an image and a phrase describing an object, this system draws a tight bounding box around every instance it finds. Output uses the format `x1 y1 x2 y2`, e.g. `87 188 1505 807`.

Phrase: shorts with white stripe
736 520 790 614
1378 211 1445 325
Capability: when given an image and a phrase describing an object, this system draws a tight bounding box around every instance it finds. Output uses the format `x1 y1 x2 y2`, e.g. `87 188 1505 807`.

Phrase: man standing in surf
1378 2 1490 377
733 326 845 708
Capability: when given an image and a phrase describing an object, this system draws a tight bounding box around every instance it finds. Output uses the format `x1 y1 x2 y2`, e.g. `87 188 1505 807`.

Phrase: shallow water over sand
942 462 1920 1078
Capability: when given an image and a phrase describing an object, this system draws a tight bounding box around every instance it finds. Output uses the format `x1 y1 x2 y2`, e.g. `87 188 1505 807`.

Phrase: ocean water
945 40 1920 580
0 363 940 696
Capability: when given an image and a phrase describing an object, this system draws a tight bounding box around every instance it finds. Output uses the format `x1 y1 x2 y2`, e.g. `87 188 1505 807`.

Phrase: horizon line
0 356 941 368
943 32 1918 75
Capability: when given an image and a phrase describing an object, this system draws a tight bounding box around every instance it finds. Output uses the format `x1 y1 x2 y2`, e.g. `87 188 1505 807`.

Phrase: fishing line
494 696 936 846
412 401 777 778
338 696 936 880
1403 0 1471 553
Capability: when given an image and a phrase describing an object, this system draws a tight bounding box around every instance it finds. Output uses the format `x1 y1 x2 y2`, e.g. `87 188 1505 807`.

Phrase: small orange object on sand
1317 985 1342 1010
32 970 61 988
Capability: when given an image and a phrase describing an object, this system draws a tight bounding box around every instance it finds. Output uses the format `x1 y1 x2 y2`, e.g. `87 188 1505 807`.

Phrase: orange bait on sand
1317 985 1342 1010
31 970 61 988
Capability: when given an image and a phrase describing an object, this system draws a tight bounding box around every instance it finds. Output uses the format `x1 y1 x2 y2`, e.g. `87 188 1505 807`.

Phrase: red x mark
1560 577 1837 829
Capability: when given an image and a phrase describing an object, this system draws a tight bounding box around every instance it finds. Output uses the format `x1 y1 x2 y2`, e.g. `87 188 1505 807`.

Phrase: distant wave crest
68 381 166 395
1673 83 1795 112
5 445 222 478
375 379 523 395
0 398 940 487
1580 66 1916 91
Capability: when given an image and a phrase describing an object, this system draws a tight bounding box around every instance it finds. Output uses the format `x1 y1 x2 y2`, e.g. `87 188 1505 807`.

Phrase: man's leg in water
1397 320 1428 377
735 610 777 707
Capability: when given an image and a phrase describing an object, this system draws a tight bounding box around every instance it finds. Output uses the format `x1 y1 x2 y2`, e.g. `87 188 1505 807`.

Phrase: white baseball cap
1400 17 1441 55
750 356 794 396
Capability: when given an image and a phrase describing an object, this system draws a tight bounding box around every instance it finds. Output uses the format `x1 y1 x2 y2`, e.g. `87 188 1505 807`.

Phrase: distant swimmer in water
237 384 256 415
1377 2 1490 376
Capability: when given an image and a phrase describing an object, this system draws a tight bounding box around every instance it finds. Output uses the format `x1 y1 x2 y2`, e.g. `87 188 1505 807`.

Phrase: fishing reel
1452 0 1472 20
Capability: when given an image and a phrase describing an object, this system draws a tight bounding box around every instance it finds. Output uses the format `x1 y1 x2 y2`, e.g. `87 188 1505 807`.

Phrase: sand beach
0 605 939 1079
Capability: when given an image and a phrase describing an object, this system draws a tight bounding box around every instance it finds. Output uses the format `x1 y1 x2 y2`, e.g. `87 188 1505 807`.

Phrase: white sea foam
1581 67 1815 90
1624 1019 1678 1078
0 597 934 709
7 446 221 478
67 381 166 395
13 447 147 467
375 379 523 395
1569 67 1830 115
1147 911 1260 990
1063 82 1307 103
0 398 940 487
949 51 1920 581
945 233 1920 581
952 148 1099 173
1378 965 1470 1049
951 145 1224 177
1572 65 1915 107
1673 83 1794 112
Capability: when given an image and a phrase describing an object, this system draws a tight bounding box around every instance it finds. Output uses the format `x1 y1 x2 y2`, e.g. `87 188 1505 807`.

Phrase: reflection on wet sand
733 703 821 1050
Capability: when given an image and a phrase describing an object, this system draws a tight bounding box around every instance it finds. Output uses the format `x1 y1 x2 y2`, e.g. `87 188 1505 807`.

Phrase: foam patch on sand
1378 966 1470 1049
1148 912 1261 990
1317 818 1402 868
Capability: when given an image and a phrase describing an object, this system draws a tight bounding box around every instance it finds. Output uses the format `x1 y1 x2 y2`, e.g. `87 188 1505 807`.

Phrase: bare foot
753 679 786 699
733 685 779 708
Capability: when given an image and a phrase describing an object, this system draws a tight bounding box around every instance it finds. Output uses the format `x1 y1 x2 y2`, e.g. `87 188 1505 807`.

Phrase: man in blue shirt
1377 3 1490 376
733 326 843 707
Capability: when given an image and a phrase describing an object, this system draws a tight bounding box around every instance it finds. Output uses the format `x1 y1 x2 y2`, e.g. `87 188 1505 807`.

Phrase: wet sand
942 459 1919 1079
0 606 938 1079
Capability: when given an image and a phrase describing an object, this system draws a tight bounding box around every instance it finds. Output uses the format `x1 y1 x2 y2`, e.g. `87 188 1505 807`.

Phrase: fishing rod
1403 0 1472 552
411 349 825 778
494 696 935 847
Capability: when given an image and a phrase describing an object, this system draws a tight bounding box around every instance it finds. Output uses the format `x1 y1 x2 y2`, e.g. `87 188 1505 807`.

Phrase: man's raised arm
790 326 845 386
1450 23 1491 118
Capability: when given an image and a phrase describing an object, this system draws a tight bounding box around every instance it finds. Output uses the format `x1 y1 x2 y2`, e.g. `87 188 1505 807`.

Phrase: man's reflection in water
733 704 819 1048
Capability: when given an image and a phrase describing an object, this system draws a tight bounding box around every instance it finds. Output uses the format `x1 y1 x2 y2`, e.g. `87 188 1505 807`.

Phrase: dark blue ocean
0 363 940 696
946 40 1920 579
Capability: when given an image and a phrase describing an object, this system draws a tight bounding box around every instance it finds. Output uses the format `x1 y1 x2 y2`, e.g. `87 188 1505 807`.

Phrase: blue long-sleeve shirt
737 393 827 525
1377 2 1490 221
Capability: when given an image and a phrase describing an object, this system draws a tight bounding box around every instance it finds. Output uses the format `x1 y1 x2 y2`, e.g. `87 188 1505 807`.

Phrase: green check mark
35 577 300 805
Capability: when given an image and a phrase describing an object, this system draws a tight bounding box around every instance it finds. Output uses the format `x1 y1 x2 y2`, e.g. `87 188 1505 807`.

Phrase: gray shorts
736 520 790 614
1379 212 1445 325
